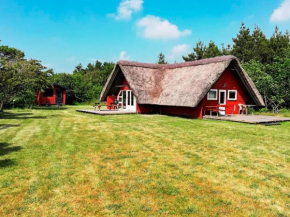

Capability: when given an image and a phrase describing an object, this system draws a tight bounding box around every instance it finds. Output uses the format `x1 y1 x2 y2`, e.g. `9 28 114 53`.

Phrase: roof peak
117 55 237 69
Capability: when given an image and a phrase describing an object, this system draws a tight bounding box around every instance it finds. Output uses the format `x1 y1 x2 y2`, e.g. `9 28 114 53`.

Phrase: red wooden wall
37 86 66 105
106 79 130 109
198 69 247 117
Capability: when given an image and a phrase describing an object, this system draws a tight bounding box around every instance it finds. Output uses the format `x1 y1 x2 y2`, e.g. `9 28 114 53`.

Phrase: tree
73 63 84 74
53 60 115 104
0 43 52 112
182 52 196 62
17 59 53 108
194 40 206 60
270 26 290 60
157 53 167 64
243 47 290 113
243 60 272 109
252 25 273 64
232 22 254 63
0 44 25 112
183 40 205 61
221 43 232 55
266 48 290 112
203 41 222 58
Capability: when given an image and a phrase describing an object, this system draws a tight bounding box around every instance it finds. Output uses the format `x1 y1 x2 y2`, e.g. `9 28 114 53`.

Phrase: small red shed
100 56 265 118
37 83 67 106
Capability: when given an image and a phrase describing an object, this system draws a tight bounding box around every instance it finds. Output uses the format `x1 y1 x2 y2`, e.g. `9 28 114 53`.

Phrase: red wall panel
107 96 117 109
37 86 67 105
199 69 247 116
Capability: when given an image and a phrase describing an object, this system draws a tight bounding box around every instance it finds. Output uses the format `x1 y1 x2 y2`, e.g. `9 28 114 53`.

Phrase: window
43 89 53 97
207 89 217 100
228 90 237 100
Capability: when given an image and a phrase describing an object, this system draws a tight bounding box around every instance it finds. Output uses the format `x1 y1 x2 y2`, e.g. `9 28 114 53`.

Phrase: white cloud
110 0 143 20
137 15 192 40
168 44 190 61
119 51 130 60
270 0 290 22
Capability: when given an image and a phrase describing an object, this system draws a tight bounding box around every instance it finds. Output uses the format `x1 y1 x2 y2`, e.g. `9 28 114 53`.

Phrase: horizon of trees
1 22 290 113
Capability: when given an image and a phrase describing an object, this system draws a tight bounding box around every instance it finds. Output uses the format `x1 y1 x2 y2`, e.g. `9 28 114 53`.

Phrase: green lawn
0 106 289 216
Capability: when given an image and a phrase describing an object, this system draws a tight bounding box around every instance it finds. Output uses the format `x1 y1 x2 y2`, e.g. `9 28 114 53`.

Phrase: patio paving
203 114 290 125
76 109 136 115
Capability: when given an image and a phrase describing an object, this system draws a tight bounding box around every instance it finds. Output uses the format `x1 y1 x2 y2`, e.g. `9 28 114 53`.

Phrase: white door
219 90 226 116
126 90 136 111
117 90 136 111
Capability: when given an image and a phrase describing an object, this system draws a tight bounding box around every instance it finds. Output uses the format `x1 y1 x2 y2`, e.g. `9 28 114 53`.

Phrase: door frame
126 90 136 111
55 89 63 104
219 90 226 106
117 90 136 111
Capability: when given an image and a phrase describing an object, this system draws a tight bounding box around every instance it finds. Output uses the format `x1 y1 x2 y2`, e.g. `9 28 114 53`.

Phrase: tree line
1 22 290 113
51 61 114 104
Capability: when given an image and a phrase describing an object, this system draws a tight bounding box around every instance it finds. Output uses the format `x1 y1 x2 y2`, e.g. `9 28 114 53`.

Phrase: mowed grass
0 106 289 216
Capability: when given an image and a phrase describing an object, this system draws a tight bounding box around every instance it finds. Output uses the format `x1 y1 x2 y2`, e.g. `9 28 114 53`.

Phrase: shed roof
100 55 265 107
52 83 68 90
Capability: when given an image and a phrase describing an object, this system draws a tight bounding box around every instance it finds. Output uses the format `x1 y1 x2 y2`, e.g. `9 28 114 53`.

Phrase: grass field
0 106 289 216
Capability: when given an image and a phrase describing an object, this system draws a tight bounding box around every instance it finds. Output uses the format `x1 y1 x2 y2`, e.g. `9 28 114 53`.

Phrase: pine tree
157 52 167 64
252 25 272 64
221 43 232 55
182 40 205 62
232 22 254 63
204 41 222 58
194 40 206 60
270 26 290 60
182 52 196 62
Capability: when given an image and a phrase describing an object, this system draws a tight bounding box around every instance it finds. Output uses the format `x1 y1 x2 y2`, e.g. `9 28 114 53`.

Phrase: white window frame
207 89 218 100
228 90 237 101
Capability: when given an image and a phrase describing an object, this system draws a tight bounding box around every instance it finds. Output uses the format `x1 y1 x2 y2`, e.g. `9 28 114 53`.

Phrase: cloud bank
137 15 192 40
270 0 290 22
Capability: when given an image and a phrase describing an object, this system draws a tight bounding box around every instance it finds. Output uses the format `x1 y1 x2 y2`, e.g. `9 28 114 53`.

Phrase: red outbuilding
100 56 265 119
37 83 67 106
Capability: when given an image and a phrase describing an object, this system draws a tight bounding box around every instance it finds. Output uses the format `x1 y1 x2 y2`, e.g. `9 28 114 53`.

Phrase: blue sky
0 0 289 73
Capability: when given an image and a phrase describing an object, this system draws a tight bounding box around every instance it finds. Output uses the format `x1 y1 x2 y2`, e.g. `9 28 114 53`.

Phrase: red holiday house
100 56 264 118
37 83 67 106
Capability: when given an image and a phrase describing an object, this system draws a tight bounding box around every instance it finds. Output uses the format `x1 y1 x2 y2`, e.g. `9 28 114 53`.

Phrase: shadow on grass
0 142 22 168
0 159 16 168
0 124 20 130
0 112 47 120
33 106 68 110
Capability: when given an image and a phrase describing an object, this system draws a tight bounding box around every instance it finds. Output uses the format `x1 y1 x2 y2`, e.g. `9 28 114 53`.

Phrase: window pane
131 92 134 105
220 92 225 104
123 91 126 109
208 90 217 99
229 91 237 99
127 91 130 105
43 89 53 97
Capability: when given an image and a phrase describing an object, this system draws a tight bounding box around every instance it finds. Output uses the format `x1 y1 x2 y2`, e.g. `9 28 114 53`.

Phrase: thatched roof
100 55 265 107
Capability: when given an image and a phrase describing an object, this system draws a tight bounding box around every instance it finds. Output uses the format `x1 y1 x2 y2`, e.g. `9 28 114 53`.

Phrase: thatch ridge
117 55 238 69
